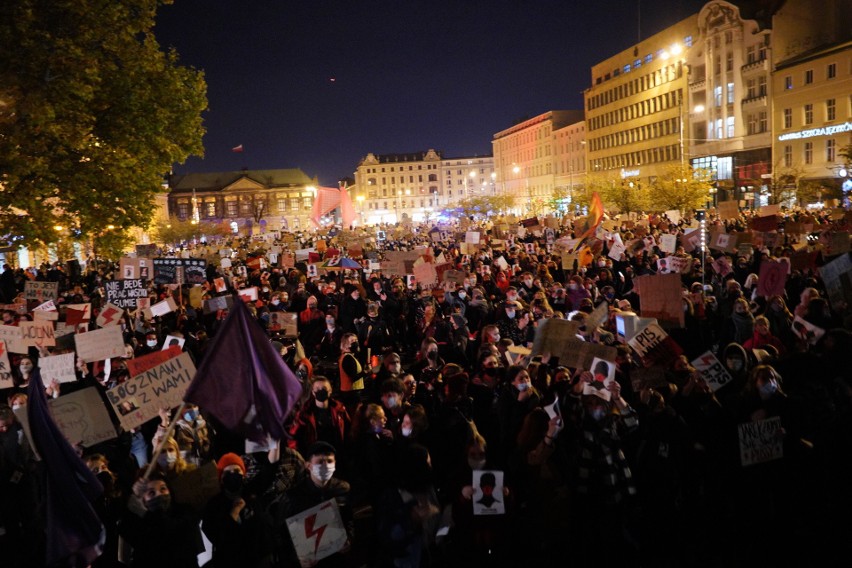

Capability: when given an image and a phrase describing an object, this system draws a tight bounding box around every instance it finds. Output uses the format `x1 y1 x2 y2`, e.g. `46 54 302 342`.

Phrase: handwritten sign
105 279 147 309
125 345 182 377
0 339 13 389
413 262 438 288
106 352 197 431
149 296 178 318
21 323 55 351
75 325 126 363
633 273 684 327
691 351 733 392
628 321 682 367
24 281 59 302
286 499 348 565
739 417 783 467
50 387 117 448
39 352 77 385
531 319 616 370
757 260 788 298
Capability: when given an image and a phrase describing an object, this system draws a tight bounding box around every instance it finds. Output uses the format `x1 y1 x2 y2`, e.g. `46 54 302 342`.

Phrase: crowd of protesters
1 206 851 568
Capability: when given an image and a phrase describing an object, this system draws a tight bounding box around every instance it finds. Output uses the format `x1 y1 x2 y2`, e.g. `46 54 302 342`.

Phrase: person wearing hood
201 453 275 568
121 472 203 568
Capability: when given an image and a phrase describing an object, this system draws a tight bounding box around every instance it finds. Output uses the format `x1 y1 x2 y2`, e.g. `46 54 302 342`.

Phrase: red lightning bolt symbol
100 307 120 326
304 510 328 555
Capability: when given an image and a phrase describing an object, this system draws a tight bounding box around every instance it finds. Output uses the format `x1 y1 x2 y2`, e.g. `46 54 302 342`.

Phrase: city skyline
155 0 707 185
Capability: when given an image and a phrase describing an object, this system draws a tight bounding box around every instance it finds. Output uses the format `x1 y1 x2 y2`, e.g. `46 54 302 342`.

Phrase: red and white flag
231 144 244 153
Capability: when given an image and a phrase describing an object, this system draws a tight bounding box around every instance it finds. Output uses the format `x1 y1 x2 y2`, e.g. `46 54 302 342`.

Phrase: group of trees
0 0 207 253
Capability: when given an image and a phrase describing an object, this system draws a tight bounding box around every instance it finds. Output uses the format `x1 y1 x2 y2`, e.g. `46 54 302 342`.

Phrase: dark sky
155 0 707 185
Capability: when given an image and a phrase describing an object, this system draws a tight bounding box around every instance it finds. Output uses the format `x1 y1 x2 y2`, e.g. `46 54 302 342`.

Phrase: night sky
155 0 708 185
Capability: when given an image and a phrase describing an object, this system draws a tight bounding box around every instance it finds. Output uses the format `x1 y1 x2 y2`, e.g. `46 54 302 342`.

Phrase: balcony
741 94 767 108
689 78 706 92
741 58 768 74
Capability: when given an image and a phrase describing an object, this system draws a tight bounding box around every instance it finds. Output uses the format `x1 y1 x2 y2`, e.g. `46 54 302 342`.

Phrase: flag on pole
183 297 302 441
231 144 244 153
27 370 105 567
311 186 342 227
339 182 356 227
572 192 604 251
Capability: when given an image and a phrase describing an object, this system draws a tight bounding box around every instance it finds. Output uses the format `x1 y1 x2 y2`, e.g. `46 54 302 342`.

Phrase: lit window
726 116 735 138
783 108 792 129
827 139 836 162
784 145 792 167
784 76 793 89
804 142 813 164
827 63 836 79
804 104 814 125
805 69 813 84
827 99 836 121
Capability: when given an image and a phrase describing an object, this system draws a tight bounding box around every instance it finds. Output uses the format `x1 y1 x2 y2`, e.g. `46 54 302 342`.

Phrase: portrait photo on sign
584 357 615 401
472 470 505 516
162 335 186 351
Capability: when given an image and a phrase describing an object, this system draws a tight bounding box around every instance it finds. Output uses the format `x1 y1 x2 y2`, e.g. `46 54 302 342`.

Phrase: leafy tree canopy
647 165 714 214
0 0 207 247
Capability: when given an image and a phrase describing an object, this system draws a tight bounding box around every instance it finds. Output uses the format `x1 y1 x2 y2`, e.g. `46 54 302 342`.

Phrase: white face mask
458 291 466 299
516 381 529 392
468 458 487 470
385 396 398 409
147 340 158 348
311 463 335 484
759 380 778 400
19 363 33 375
401 426 413 438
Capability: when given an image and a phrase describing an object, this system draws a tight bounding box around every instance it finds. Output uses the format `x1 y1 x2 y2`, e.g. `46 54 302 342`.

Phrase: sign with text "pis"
106 352 197 431
627 321 682 367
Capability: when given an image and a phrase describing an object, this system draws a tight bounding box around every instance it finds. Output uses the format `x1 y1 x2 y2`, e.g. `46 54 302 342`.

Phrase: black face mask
146 494 171 513
427 351 438 361
314 388 329 402
222 471 244 494
350 343 360 353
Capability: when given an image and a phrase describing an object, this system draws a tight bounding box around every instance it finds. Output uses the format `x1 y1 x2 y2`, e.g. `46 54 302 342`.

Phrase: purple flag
184 296 302 441
27 369 105 567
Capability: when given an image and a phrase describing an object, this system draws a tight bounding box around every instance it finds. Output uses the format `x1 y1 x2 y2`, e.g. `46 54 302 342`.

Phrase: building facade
492 110 583 214
584 16 699 186
353 150 494 224
771 0 852 205
552 119 587 211
167 169 318 233
686 1 773 206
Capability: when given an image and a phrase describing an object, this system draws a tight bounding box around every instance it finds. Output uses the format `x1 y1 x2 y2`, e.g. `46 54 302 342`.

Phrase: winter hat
216 453 246 480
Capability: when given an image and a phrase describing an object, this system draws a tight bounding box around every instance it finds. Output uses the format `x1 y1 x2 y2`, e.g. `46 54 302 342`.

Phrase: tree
587 172 650 214
454 195 515 219
152 218 230 247
648 165 713 214
0 0 207 248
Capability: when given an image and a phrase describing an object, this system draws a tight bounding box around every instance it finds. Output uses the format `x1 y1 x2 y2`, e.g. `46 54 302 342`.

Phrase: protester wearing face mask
172 404 211 466
318 314 343 361
497 366 541 458
146 437 199 508
297 294 325 358
121 473 203 568
379 378 409 436
338 332 367 414
288 376 351 457
201 453 275 568
353 404 396 507
283 442 352 565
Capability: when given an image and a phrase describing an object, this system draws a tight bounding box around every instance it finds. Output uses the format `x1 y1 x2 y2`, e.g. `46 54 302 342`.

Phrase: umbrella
320 257 362 270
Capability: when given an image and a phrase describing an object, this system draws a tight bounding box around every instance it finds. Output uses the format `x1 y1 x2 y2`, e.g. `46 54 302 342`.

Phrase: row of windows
746 112 769 135
783 63 839 89
590 144 681 171
594 35 692 85
588 64 683 110
588 118 680 152
175 197 310 219
367 174 439 185
782 99 839 128
782 139 838 167
366 198 444 210
588 90 682 131
363 164 438 174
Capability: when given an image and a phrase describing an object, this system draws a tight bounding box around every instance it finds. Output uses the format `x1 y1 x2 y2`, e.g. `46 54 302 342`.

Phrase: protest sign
585 301 609 331
531 319 616 370
0 340 13 389
50 387 117 448
665 210 682 224
584 357 616 401
148 296 178 318
286 499 348 565
630 365 668 393
717 200 738 220
632 273 684 327
628 321 682 367
24 281 59 302
739 417 783 467
126 345 182 377
75 325 126 363
750 215 779 232
682 229 702 253
162 335 186 351
189 287 204 309
96 303 125 328
819 253 852 307
791 315 825 346
608 240 626 260
105 279 147 310
238 287 259 302
19 320 55 347
106 352 197 431
466 231 481 245
659 234 677 254
710 231 737 253
153 258 207 285
691 351 734 392
472 470 506 515
65 303 92 322
203 295 233 314
269 312 298 337
413 262 438 288
39 352 77 385
33 300 57 313
757 260 788 298
0 325 26 354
